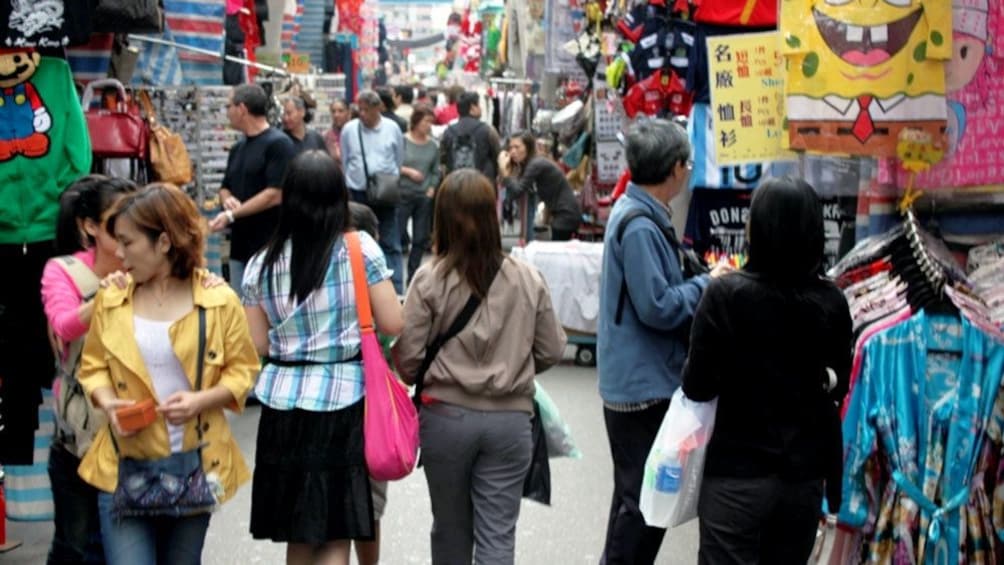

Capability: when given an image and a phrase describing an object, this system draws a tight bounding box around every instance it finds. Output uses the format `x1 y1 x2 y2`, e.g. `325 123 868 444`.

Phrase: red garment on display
622 69 691 118
240 0 261 81
337 0 365 35
694 0 777 26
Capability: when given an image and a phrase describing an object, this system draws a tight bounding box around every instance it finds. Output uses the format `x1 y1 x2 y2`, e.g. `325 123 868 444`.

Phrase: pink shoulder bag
346 231 419 481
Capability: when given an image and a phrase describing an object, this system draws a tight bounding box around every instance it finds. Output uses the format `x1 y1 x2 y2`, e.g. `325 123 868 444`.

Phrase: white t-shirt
134 315 191 453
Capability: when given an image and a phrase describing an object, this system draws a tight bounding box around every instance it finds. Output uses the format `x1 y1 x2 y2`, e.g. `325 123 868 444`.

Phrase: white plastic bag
639 388 717 528
534 380 583 459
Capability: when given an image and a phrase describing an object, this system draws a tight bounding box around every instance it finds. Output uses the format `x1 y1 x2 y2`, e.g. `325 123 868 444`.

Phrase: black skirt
250 399 374 543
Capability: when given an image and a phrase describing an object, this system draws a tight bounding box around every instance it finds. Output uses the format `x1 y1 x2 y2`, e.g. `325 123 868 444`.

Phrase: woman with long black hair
243 150 403 565
682 177 853 564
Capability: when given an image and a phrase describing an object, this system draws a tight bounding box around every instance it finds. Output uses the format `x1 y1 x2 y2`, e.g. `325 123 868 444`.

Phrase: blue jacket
598 183 710 403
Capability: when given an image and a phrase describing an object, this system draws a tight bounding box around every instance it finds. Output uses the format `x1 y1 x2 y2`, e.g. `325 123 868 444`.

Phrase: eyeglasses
685 159 694 170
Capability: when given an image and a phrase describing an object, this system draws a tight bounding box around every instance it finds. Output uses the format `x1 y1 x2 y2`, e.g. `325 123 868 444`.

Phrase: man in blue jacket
597 119 731 564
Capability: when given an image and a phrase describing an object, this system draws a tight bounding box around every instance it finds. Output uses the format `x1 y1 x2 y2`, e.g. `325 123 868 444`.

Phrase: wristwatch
225 210 235 224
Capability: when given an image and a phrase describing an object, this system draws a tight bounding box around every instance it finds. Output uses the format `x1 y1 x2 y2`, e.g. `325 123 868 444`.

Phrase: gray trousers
420 402 533 565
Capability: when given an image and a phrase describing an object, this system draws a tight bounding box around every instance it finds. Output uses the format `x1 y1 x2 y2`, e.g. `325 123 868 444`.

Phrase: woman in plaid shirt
242 150 404 565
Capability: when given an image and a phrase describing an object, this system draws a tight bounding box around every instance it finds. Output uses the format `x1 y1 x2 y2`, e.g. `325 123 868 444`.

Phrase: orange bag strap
137 89 158 126
345 231 375 334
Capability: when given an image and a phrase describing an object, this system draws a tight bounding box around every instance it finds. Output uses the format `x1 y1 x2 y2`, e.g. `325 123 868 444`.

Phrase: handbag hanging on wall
81 79 148 160
138 90 193 186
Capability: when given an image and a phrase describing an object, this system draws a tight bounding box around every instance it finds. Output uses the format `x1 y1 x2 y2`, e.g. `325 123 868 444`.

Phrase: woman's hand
158 391 206 425
498 151 512 176
100 397 138 438
401 166 425 183
201 272 226 288
99 270 131 290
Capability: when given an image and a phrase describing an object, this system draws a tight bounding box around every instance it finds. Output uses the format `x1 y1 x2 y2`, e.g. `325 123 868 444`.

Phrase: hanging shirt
694 0 777 27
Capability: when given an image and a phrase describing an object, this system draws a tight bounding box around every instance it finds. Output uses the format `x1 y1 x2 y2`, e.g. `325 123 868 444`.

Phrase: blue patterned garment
840 312 1004 564
242 232 391 412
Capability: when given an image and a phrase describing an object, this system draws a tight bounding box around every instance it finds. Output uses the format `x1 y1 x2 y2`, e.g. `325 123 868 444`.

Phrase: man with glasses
596 119 731 564
210 84 296 297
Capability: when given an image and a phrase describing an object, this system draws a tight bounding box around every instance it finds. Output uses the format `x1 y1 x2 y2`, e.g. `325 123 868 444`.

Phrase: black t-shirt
285 128 328 155
222 127 295 262
503 157 582 232
683 188 753 263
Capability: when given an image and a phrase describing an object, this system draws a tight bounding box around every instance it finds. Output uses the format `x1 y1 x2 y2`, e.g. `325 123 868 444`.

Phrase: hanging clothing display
826 212 1004 563
165 0 226 85
780 0 952 156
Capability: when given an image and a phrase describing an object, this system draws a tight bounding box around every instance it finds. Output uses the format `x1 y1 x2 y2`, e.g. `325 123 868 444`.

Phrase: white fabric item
510 241 603 333
134 316 191 453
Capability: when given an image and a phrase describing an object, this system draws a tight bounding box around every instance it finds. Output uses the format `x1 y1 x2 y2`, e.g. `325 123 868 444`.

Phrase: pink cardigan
40 248 96 345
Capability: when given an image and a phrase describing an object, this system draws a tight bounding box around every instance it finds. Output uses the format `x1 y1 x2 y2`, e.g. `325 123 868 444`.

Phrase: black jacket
682 271 852 510
440 116 501 181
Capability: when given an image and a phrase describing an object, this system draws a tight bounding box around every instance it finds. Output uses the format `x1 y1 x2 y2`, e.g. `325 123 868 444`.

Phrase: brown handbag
139 90 193 186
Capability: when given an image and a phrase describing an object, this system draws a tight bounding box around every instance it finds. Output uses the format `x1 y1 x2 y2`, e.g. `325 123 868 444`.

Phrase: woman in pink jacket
41 174 137 563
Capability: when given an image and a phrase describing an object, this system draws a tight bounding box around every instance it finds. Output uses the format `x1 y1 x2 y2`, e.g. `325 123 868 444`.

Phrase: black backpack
449 123 483 172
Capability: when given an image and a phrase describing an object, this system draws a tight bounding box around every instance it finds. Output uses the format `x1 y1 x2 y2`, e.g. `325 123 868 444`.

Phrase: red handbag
81 79 148 159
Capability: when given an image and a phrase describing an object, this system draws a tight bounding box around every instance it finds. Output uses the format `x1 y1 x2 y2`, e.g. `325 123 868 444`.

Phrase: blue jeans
48 443 105 564
228 259 246 301
96 492 211 565
350 189 403 294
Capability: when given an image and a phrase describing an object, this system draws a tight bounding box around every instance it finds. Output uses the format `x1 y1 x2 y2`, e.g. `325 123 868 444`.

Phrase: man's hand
209 211 232 232
709 262 735 279
158 391 206 426
219 190 241 211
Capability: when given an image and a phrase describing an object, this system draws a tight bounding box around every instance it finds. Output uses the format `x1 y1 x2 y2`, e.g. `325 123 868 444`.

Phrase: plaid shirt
242 232 391 411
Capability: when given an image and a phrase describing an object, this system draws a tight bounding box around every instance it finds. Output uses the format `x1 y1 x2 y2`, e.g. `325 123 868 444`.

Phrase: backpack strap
55 255 100 301
613 209 692 325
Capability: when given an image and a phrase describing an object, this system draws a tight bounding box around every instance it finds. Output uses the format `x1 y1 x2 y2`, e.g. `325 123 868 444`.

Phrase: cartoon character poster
879 0 1004 189
0 47 50 161
781 0 952 157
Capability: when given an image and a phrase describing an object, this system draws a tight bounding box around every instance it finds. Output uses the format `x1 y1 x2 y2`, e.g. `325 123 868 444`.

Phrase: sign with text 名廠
707 32 792 166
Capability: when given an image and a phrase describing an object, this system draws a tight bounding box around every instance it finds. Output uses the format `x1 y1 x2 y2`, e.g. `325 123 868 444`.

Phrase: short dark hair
394 85 414 104
283 93 316 123
457 91 479 117
107 183 206 279
259 150 350 303
410 104 435 130
56 175 138 255
745 177 825 283
625 119 690 185
232 84 269 117
348 201 379 239
375 87 395 111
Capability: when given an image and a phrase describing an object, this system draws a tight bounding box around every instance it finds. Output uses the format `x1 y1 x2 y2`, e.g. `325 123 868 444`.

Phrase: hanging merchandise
780 0 952 156
138 90 192 185
622 69 691 119
92 0 163 34
687 103 790 190
683 189 752 268
0 0 76 48
164 0 226 85
458 9 483 73
694 0 776 27
81 79 148 160
65 33 115 85
829 210 1004 563
0 53 91 465
879 0 1004 191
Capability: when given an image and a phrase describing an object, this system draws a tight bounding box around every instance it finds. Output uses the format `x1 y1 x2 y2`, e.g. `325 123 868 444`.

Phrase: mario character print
781 0 951 156
0 47 51 161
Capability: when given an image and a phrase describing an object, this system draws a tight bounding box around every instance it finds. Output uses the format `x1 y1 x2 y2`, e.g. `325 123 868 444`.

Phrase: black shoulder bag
357 123 401 206
111 307 219 518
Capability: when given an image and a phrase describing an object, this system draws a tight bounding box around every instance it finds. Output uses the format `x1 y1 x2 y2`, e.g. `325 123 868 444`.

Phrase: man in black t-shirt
210 84 295 297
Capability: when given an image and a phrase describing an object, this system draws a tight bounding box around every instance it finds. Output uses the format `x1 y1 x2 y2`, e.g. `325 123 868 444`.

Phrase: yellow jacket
77 269 260 502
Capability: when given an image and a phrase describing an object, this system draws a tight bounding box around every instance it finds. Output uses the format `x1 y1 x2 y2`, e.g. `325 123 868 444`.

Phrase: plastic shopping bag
639 388 717 528
534 380 583 459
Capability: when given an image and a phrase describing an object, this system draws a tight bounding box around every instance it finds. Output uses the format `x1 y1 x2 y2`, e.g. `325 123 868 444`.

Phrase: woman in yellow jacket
77 183 260 565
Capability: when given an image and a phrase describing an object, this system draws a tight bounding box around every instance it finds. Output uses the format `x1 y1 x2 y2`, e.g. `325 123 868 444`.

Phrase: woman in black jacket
681 177 853 565
499 131 582 241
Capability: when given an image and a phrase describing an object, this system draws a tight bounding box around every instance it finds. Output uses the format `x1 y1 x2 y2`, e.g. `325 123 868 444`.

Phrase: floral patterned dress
840 312 1004 564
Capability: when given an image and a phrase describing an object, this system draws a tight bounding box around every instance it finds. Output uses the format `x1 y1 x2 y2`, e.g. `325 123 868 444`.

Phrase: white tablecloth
511 240 604 334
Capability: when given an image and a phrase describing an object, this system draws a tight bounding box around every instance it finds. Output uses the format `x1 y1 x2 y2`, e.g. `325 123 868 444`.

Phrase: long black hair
259 150 350 303
55 175 138 255
744 177 825 284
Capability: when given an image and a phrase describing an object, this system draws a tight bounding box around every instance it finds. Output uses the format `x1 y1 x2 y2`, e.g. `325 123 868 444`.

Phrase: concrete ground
2 355 702 564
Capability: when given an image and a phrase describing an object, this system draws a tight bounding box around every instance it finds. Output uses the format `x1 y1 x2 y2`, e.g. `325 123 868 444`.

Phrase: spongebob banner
781 0 952 157
880 0 1004 189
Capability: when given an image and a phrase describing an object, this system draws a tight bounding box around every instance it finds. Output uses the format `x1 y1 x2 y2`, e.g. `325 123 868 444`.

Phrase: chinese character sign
707 32 791 165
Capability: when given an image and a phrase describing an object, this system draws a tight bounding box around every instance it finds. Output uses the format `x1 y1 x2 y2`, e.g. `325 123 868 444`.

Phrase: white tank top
133 315 191 453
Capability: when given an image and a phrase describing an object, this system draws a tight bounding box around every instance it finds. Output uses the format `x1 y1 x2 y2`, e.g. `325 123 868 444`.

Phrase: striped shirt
242 232 391 411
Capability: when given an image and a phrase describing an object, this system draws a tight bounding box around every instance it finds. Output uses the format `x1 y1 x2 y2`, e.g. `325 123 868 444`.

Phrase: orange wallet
116 399 157 433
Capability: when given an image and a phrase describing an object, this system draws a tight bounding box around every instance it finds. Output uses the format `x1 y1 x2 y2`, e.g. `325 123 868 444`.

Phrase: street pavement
3 353 700 564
